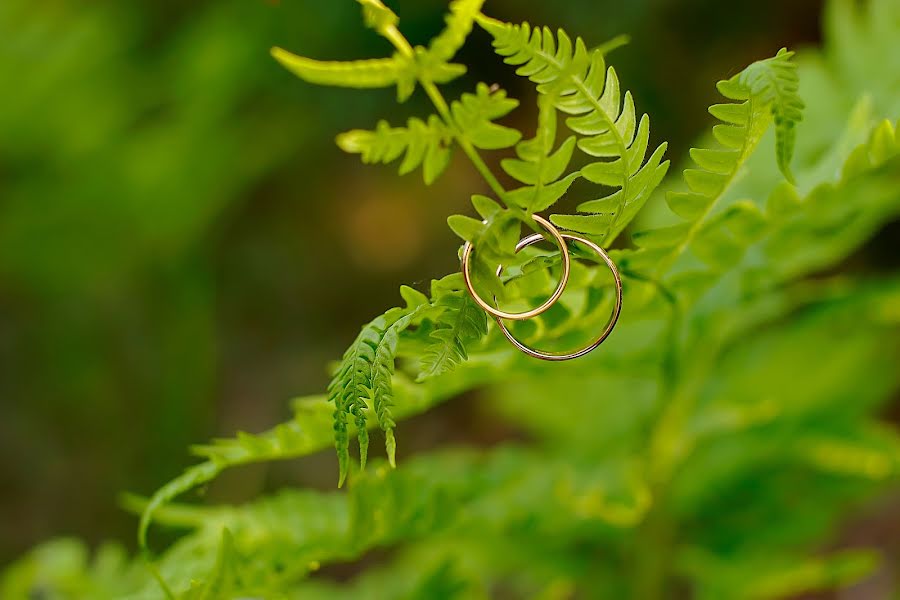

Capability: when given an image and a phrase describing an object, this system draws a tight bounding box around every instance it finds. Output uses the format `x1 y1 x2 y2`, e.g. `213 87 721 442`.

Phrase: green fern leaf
270 47 403 89
357 0 399 35
720 47 804 183
451 82 521 150
271 33 467 103
417 292 488 381
328 320 378 483
428 0 486 64
329 293 435 485
476 17 669 243
448 195 518 260
622 48 804 281
369 290 433 468
337 116 453 184
502 93 580 212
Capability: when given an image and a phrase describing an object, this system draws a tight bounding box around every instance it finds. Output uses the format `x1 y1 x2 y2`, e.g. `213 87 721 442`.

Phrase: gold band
494 232 622 361
461 214 571 321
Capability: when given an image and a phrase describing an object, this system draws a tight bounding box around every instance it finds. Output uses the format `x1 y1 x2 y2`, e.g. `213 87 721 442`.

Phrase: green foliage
450 82 522 150
418 292 489 382
618 48 807 304
6 0 900 598
501 93 580 212
270 48 404 90
328 287 435 485
335 82 521 183
428 0 486 64
337 115 452 183
725 48 804 182
474 15 670 242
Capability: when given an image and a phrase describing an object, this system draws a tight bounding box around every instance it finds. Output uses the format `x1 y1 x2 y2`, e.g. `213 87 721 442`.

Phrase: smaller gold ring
495 232 622 361
461 214 571 321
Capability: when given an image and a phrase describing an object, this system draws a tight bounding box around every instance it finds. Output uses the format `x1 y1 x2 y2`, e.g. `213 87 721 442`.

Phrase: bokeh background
2 0 895 573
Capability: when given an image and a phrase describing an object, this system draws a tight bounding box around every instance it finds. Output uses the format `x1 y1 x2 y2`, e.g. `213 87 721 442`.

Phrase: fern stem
382 24 415 59
423 81 510 201
383 24 535 227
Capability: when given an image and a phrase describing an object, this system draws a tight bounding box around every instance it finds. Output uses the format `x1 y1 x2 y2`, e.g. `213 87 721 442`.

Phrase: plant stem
382 24 536 228
422 82 509 201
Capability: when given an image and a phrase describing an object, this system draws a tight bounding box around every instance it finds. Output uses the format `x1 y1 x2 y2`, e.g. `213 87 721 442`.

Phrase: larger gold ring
461 214 571 321
495 232 622 361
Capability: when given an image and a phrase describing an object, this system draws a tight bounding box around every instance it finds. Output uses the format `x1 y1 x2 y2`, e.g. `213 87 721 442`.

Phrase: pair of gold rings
461 214 623 361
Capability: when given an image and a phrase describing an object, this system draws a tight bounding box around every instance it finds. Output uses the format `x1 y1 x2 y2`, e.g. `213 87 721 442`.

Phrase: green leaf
724 47 804 182
337 116 453 184
632 223 690 249
428 0 486 64
418 293 488 381
328 298 438 485
451 82 521 150
357 0 399 35
497 92 582 213
270 47 403 89
646 48 804 281
477 17 668 242
447 214 484 242
666 193 709 221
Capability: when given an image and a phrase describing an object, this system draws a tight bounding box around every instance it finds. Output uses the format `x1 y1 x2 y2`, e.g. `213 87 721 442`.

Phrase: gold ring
461 214 571 321
495 232 622 361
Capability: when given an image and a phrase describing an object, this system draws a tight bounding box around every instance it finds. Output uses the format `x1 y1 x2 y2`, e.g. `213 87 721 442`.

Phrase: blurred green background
2 0 895 572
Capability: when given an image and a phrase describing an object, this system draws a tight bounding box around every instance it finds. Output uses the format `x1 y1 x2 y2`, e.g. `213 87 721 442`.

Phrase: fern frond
337 84 520 182
357 0 399 36
476 17 669 243
142 447 650 596
329 291 435 485
337 116 453 184
450 82 521 150
428 0 486 64
720 48 804 182
139 371 469 551
417 292 488 381
502 93 580 212
370 287 431 468
329 321 376 482
138 400 333 549
620 49 804 285
270 48 403 90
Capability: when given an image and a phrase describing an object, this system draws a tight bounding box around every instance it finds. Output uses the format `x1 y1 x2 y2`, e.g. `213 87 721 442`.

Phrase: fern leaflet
502 93 580 212
450 82 521 150
427 0 486 64
721 47 804 182
337 116 453 184
621 49 805 288
418 292 488 381
269 48 403 89
329 287 435 485
476 17 670 243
